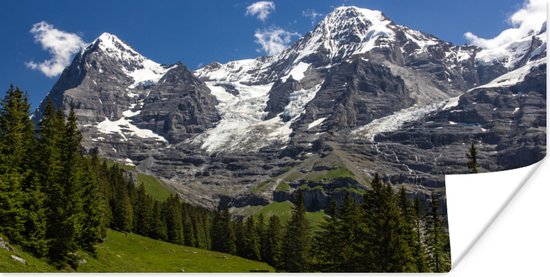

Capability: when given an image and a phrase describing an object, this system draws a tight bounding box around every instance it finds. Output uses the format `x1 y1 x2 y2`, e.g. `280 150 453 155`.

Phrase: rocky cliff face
132 63 220 143
35 6 546 211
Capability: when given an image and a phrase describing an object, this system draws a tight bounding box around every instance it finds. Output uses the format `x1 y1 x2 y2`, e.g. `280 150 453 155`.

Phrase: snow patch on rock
475 59 545 89
97 117 167 142
352 96 461 142
308 117 327 129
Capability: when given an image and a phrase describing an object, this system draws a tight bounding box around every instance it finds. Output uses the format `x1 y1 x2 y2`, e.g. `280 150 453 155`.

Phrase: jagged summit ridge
196 6 451 85
84 32 171 89
289 6 394 61
35 5 546 208
474 21 547 70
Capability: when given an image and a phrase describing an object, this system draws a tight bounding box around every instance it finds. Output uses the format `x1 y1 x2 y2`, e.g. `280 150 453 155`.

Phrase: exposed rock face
264 78 302 120
133 64 220 143
295 59 414 133
35 7 546 211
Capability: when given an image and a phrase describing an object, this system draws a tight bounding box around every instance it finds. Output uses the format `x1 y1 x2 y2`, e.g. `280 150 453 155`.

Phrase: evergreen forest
0 86 451 272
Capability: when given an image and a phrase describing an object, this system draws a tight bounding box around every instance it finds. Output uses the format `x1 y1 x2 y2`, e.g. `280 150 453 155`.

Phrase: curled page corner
446 158 545 269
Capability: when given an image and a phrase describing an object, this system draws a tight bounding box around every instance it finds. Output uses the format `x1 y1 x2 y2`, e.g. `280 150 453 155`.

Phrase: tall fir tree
397 187 423 272
0 173 26 244
263 215 282 267
134 183 154 237
281 190 311 272
163 195 184 245
427 193 451 272
0 86 35 173
467 142 479 173
182 206 195 247
412 196 428 271
37 100 73 266
113 178 134 232
191 213 208 249
338 194 364 271
51 105 85 268
234 219 246 257
256 213 268 262
151 200 167 240
210 208 236 255
78 160 107 254
0 86 37 249
361 174 415 272
312 200 341 271
242 216 260 260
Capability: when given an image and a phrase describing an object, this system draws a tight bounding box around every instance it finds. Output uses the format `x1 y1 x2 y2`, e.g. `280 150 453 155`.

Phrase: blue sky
0 0 535 108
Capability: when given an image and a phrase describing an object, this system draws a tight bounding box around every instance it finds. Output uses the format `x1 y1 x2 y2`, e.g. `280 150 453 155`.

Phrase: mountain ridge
34 5 547 210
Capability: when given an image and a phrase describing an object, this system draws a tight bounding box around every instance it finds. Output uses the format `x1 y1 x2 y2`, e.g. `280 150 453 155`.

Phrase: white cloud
465 0 548 49
246 1 275 22
302 9 324 25
254 27 299 56
26 21 88 77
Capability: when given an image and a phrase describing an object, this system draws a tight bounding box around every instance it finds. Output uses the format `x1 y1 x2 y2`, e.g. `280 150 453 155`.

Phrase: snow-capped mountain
35 6 546 209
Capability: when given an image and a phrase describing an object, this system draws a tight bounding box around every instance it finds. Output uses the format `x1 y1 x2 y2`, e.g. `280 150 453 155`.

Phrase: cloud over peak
465 0 547 49
246 1 275 22
254 26 299 56
302 9 324 25
26 21 88 77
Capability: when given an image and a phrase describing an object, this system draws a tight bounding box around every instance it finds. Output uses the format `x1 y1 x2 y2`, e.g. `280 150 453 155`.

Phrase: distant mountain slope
35 6 546 210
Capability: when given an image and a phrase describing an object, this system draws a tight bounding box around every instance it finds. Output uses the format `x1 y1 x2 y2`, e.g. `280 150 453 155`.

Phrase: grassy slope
1 230 273 273
102 158 174 202
102 158 136 171
0 238 56 272
255 201 326 229
78 230 273 272
136 173 173 201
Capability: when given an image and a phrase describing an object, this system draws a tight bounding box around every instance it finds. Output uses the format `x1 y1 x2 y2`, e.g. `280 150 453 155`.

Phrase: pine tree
191 213 208 249
256 213 268 262
151 200 167 240
21 175 48 257
0 173 26 243
311 200 341 271
0 86 35 173
36 101 74 267
234 219 246 257
426 193 451 272
339 194 365 271
0 86 37 247
78 161 107 254
182 205 195 247
210 208 236 255
361 174 415 272
467 142 479 173
134 184 154 236
163 195 184 245
412 197 428 271
242 216 260 260
397 187 422 272
281 190 311 272
264 215 282 267
49 105 85 268
114 179 134 232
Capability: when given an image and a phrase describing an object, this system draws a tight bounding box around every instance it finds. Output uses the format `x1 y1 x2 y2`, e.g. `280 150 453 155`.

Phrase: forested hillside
0 86 450 272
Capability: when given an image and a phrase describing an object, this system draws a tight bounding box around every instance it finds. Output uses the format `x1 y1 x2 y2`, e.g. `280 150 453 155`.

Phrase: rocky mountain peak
94 32 137 55
323 6 391 34
278 6 395 65
35 5 546 210
78 33 170 89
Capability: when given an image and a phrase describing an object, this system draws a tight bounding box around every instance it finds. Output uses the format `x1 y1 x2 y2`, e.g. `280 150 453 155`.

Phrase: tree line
0 86 215 269
0 86 451 272
208 175 451 272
